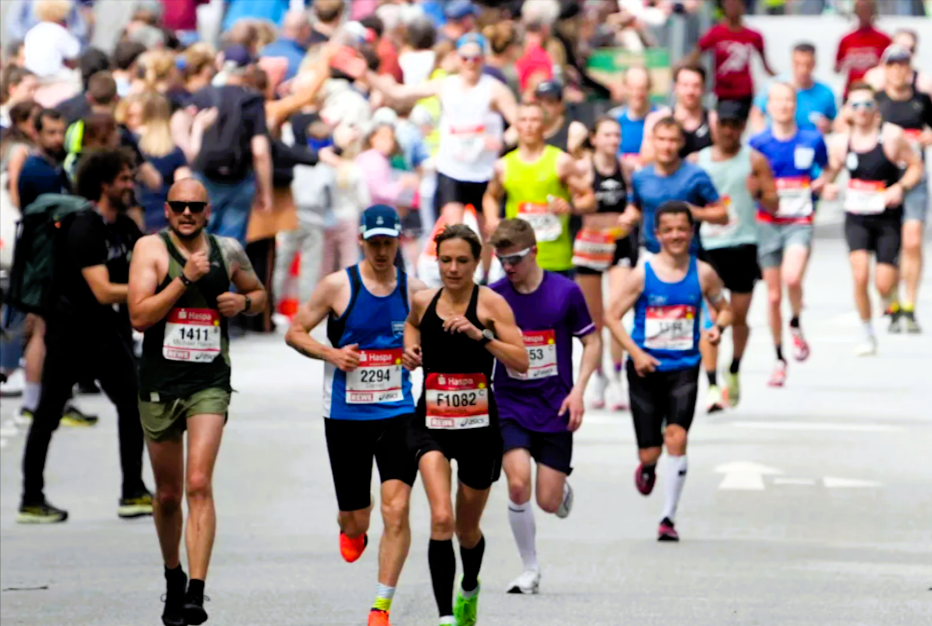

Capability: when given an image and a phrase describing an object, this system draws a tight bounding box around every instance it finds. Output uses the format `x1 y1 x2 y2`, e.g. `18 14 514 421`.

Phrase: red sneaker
634 463 656 496
768 360 787 387
339 532 368 563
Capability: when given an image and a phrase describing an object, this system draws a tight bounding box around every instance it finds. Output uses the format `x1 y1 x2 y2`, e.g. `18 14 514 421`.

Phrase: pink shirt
356 149 406 208
350 0 379 20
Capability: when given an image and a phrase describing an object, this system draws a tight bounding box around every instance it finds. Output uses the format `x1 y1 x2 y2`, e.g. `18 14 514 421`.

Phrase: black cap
534 79 564 100
716 99 746 123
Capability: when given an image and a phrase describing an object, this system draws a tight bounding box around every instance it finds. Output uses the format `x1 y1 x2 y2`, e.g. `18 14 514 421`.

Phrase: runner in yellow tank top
483 103 595 274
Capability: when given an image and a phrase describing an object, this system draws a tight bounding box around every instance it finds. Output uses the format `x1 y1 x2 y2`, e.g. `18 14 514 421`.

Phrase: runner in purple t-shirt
488 219 601 595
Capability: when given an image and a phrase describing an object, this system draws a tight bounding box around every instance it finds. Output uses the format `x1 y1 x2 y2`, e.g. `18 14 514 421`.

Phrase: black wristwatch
479 328 494 346
179 273 193 287
716 324 727 335
243 295 252 314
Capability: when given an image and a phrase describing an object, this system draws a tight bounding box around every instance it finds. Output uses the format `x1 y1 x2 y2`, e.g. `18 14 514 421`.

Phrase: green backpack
6 194 93 314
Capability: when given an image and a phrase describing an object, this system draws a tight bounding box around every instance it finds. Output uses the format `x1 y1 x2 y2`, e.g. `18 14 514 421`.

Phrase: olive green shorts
139 388 231 442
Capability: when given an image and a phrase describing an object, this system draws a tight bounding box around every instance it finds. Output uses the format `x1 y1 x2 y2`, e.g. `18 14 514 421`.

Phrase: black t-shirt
49 210 142 336
189 84 268 181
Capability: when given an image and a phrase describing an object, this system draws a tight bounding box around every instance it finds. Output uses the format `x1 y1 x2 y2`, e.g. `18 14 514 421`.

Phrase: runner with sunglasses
821 83 923 355
128 178 267 626
488 219 601 595
404 224 528 626
482 102 595 278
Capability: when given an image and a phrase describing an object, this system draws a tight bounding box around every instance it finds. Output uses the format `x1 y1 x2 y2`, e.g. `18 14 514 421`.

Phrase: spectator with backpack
186 44 272 245
14 148 153 524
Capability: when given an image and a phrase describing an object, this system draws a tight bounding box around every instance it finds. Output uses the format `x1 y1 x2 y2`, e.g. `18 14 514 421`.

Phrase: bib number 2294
346 348 403 404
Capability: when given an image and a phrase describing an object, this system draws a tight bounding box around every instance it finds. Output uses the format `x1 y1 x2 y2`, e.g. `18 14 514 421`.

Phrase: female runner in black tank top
403 224 528 623
572 117 636 410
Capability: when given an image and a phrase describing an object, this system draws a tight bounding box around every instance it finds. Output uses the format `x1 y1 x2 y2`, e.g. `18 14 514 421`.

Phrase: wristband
179 273 193 287
243 295 252 313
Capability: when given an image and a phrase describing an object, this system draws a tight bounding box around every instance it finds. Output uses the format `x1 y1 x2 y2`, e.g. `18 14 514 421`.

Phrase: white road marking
715 462 783 491
0 438 7 448
730 421 903 433
823 477 882 488
773 477 817 486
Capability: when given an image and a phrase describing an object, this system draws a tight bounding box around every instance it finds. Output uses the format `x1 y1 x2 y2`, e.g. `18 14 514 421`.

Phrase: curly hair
74 148 136 202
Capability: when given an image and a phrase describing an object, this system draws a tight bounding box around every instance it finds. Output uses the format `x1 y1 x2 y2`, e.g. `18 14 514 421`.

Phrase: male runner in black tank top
874 46 932 333
403 224 527 626
128 178 268 626
823 83 923 354
642 64 716 163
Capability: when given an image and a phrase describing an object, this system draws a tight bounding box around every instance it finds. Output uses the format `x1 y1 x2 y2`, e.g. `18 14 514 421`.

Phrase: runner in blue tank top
605 202 732 543
609 66 663 168
286 205 428 626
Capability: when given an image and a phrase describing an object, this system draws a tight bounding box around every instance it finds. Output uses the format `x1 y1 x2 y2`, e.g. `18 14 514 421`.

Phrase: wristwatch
243 295 252 314
179 273 193 287
479 328 495 346
716 324 727 335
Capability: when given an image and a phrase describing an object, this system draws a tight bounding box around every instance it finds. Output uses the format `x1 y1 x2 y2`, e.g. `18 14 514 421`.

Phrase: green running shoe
454 578 480 626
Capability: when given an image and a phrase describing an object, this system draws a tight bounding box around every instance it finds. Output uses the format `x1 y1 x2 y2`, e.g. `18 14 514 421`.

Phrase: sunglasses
496 247 532 267
849 101 876 110
167 200 208 214
459 53 482 62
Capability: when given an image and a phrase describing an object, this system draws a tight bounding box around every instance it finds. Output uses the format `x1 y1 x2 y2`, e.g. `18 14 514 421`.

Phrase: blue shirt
17 154 71 210
259 37 307 82
632 257 703 372
749 127 828 223
222 0 303 31
138 147 188 233
611 105 656 157
754 77 838 131
631 162 719 254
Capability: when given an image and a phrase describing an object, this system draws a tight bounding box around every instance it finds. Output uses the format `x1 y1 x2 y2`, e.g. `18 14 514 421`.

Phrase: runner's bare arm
365 72 443 107
605 264 645 356
129 235 187 331
220 237 267 316
481 289 529 373
403 289 435 370
482 161 505 236
689 199 728 225
750 149 779 213
491 80 518 126
700 261 732 329
638 111 662 164
408 277 429 300
285 273 343 362
573 330 602 402
558 153 596 212
886 125 924 191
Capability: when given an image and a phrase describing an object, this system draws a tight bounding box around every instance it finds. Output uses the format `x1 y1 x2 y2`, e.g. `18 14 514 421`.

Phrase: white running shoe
506 569 541 595
854 336 877 357
609 376 628 411
589 371 607 409
0 369 25 397
556 481 573 519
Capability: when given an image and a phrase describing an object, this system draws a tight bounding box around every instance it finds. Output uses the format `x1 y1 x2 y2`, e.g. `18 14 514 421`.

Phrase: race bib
425 373 490 429
845 179 886 215
449 124 486 161
700 195 738 238
644 305 696 351
776 177 813 218
346 348 403 404
163 308 221 362
572 228 621 271
507 329 557 380
903 129 924 160
518 202 562 242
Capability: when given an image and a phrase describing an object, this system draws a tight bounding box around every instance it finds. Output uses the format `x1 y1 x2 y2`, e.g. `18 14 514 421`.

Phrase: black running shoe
17 500 68 524
162 569 187 626
184 587 209 625
887 309 902 333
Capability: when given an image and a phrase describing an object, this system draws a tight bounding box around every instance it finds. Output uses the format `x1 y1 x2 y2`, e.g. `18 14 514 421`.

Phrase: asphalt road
1 237 931 626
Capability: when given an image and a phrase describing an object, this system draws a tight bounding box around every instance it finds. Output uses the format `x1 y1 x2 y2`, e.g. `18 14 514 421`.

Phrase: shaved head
625 65 650 89
167 178 209 202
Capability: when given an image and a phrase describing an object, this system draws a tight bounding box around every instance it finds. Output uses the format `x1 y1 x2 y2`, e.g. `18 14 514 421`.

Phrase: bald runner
128 179 268 626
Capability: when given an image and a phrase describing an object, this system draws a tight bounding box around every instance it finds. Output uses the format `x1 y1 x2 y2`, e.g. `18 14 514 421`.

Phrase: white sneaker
0 369 25 397
555 481 573 519
854 336 877 357
609 376 628 411
506 569 541 595
588 371 607 409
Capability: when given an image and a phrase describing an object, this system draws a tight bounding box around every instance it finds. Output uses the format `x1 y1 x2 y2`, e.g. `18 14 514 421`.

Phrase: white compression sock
661 455 688 522
507 500 538 571
23 382 41 412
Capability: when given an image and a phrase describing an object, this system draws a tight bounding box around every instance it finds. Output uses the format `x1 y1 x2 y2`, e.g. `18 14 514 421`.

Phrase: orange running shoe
368 609 391 626
339 532 368 562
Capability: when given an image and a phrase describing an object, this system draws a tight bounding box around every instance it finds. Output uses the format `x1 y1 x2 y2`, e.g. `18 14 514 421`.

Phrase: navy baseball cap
360 205 402 239
882 44 911 64
716 99 746 123
222 44 255 68
534 79 564 100
446 0 477 20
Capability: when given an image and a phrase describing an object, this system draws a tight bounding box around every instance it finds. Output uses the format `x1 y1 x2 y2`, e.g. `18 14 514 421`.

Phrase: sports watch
479 328 495 345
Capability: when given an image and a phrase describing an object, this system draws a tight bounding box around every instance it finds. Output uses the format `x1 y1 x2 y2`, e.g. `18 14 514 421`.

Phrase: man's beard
170 222 204 242
43 146 66 163
108 190 131 212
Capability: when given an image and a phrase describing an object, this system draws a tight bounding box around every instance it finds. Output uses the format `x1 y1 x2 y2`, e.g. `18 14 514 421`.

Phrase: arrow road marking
773 478 817 486
823 477 882 488
715 462 783 491
730 421 903 433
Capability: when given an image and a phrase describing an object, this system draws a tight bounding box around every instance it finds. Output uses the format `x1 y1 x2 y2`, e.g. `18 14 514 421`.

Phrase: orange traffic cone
277 252 301 319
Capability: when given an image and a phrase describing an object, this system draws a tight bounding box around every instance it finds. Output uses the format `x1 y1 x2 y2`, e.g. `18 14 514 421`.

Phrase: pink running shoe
768 360 787 387
657 517 679 542
634 463 656 496
791 329 810 362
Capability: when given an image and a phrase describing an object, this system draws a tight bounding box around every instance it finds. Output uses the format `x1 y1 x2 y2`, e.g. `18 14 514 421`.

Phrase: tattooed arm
218 237 267 316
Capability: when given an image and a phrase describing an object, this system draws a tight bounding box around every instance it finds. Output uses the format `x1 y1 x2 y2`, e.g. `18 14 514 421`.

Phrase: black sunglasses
167 200 208 214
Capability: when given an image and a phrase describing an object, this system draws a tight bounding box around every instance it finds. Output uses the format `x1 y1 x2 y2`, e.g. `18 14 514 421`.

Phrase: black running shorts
407 408 503 491
626 361 701 450
434 173 489 214
325 414 417 512
501 419 573 476
844 212 902 266
702 244 761 294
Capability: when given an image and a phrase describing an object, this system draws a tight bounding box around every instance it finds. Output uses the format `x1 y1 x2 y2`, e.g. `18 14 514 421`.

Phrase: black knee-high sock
460 535 485 593
428 539 456 617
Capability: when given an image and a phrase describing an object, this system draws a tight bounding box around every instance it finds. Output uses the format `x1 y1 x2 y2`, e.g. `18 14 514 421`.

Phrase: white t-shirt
24 22 80 79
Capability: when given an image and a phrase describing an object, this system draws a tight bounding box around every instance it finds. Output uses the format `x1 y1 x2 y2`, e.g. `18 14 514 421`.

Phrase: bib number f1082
346 348 403 404
425 373 489 429
163 308 221 362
